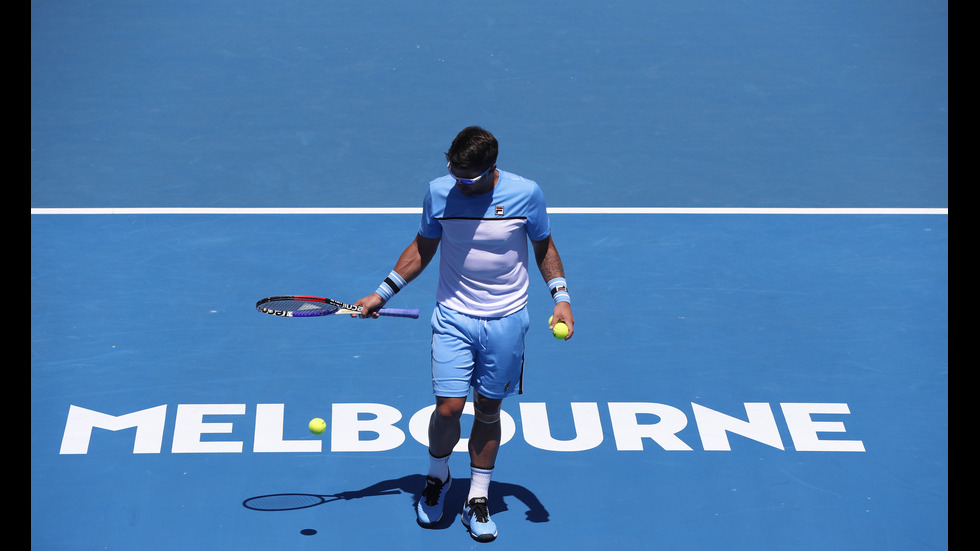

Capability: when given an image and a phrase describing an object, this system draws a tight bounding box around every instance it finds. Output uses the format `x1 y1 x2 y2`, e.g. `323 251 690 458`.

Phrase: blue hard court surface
32 2 947 550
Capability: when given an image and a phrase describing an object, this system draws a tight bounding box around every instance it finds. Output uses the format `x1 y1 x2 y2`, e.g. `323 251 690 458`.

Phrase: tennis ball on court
548 316 569 341
309 418 326 435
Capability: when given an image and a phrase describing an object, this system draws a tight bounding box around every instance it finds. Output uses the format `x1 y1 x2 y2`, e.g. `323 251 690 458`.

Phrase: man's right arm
354 233 440 317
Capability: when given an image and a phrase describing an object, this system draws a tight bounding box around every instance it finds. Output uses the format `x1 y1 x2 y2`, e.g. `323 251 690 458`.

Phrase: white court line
30 207 948 215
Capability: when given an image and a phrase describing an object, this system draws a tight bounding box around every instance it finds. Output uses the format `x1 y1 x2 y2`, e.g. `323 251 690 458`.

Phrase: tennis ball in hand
309 418 326 435
548 316 569 341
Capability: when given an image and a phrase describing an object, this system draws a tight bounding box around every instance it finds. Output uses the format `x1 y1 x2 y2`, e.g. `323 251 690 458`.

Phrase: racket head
255 295 358 318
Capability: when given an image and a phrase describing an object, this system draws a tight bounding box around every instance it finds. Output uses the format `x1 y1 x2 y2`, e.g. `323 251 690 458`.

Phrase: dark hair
445 126 498 171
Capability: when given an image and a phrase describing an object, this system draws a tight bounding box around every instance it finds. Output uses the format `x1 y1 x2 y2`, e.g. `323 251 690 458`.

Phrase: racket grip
377 308 420 319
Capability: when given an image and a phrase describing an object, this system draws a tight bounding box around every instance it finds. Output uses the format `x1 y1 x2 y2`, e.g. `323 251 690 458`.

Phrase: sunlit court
32 2 947 549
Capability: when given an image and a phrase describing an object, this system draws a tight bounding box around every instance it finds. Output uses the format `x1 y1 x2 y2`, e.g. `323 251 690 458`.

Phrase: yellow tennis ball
548 316 569 340
309 418 326 435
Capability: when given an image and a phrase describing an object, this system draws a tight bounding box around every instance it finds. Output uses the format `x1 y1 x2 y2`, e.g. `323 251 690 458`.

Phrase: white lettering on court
520 402 603 452
331 403 406 452
60 404 168 454
692 402 784 451
171 404 245 453
58 401 865 455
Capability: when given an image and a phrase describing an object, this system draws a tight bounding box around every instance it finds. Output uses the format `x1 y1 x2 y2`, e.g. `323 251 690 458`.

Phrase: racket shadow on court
242 474 549 528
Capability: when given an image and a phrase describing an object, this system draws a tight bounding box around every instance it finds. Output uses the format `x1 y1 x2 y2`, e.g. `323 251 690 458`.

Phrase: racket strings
257 298 341 316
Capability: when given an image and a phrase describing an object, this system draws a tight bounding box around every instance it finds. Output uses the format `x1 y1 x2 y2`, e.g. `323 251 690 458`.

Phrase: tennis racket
256 295 419 319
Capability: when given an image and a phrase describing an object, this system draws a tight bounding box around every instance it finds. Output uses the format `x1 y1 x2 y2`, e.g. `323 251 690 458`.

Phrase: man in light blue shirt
355 126 574 542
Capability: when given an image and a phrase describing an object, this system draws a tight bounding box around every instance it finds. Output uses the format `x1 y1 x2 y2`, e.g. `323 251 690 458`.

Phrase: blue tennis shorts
430 303 530 399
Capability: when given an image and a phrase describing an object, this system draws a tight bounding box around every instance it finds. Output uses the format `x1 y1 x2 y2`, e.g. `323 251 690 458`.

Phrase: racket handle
377 308 420 319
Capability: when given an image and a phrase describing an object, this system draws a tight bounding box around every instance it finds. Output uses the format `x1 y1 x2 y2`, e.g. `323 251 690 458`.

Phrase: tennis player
354 126 574 542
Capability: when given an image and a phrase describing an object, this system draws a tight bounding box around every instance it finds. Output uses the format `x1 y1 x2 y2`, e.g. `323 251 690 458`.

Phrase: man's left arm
532 236 574 340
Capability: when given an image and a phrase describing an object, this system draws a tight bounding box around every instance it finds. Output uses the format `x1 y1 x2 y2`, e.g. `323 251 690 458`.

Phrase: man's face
449 163 497 196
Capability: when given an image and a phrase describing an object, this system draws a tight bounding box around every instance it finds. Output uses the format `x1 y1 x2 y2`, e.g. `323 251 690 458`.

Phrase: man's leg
462 391 502 542
417 396 466 527
468 392 502 472
429 396 466 458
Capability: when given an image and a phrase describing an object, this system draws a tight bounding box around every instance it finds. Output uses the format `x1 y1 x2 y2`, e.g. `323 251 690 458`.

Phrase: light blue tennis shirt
419 170 552 318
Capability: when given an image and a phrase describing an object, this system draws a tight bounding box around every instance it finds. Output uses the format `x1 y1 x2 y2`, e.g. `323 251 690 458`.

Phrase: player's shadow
242 474 549 529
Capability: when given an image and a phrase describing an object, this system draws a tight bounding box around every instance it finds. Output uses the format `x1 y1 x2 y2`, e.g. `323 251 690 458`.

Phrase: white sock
427 453 451 482
467 466 493 502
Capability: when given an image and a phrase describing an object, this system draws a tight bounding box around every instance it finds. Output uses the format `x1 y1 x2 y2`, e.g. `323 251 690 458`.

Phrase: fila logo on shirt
495 206 505 216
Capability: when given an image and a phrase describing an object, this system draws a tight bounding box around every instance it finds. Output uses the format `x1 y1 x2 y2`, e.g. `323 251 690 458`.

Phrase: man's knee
472 392 502 424
434 396 466 420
